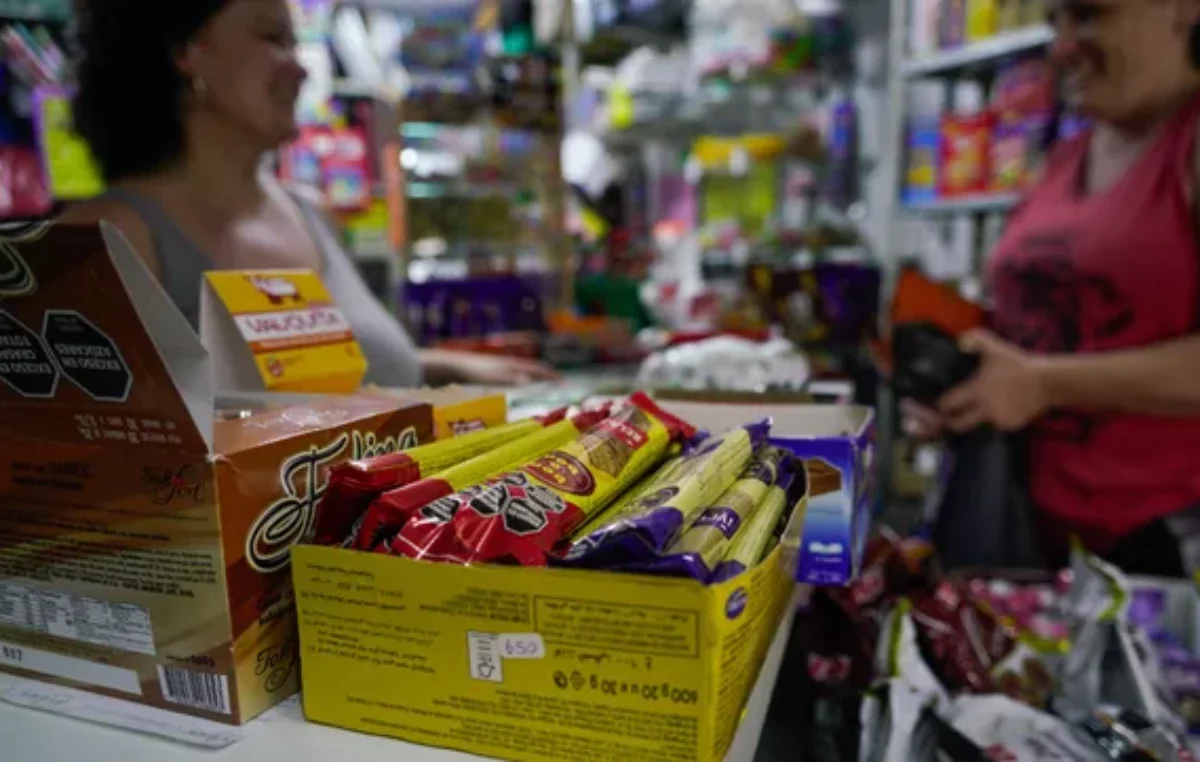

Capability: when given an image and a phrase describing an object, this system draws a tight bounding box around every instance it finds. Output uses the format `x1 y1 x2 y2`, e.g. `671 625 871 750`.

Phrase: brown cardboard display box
0 223 433 724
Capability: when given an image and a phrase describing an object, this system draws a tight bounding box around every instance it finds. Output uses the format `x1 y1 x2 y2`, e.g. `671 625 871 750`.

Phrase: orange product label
205 270 367 393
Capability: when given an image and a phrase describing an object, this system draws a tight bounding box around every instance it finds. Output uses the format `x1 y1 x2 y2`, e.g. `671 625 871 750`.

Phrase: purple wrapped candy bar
711 464 807 584
630 447 793 582
560 420 770 569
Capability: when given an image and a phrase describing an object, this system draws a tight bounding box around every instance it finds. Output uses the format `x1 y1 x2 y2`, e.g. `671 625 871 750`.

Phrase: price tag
498 634 545 660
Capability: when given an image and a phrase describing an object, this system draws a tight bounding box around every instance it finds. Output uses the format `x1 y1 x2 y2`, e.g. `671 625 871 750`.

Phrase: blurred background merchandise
2 0 1058 521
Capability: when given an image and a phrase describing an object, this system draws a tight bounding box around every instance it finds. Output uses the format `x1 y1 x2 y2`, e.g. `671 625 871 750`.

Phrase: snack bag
937 694 1104 761
636 445 792 581
1055 548 1188 739
711 465 804 583
1075 706 1196 762
559 421 770 570
858 601 950 762
446 393 693 566
369 407 612 556
313 410 564 545
909 581 1018 695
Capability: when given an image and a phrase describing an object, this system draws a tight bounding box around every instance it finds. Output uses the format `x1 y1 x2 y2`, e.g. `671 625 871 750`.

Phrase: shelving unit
899 191 1020 214
875 7 1056 502
901 25 1053 78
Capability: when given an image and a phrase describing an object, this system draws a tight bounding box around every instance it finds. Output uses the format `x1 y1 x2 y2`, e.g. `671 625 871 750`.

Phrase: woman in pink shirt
907 0 1200 575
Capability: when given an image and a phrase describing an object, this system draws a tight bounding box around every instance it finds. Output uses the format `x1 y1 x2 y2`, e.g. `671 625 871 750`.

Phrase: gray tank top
103 187 422 388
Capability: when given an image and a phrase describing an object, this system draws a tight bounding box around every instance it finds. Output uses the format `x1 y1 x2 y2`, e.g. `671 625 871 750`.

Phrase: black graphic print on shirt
991 235 1135 445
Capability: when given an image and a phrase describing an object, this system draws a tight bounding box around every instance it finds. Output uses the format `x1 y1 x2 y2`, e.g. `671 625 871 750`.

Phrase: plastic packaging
635 445 792 581
393 393 693 565
363 407 611 554
314 411 564 546
562 421 770 570
712 464 803 583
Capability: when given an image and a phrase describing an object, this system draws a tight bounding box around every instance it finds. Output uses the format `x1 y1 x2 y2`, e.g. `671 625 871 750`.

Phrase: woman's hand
901 398 945 440
937 329 1050 432
421 349 561 386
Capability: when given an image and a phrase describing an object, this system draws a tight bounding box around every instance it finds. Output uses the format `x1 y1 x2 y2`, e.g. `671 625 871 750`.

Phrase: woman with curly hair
62 0 557 386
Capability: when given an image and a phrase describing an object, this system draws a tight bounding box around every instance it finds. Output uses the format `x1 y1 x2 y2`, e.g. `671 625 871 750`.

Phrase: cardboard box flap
212 394 423 455
0 223 212 453
103 224 213 449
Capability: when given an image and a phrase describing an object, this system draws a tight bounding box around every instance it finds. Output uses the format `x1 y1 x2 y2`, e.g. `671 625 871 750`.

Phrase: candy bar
623 445 790 581
436 393 693 566
366 407 610 557
711 464 804 583
313 410 565 546
563 450 687 547
560 422 770 569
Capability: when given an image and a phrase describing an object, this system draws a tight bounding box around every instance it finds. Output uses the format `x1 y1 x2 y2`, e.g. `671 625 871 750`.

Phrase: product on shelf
938 0 968 49
966 0 999 41
938 109 993 197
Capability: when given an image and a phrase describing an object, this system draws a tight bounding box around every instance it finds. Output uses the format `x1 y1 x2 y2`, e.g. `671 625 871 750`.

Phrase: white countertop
0 594 801 762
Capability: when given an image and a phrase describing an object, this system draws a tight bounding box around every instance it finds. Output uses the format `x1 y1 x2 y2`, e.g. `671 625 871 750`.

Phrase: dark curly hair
73 0 231 182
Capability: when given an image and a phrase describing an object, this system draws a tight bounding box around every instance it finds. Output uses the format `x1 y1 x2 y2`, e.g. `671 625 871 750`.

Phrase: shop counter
0 589 805 762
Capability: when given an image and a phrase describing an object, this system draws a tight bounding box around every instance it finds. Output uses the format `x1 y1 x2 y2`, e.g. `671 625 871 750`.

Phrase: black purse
931 426 1046 570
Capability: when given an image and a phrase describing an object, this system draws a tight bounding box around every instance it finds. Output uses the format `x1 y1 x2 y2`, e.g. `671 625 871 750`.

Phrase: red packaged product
364 406 612 556
910 581 1016 694
312 409 567 546
938 112 994 198
391 393 693 566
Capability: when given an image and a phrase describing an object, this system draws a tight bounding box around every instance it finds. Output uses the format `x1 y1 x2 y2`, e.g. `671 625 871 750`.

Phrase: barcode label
156 666 231 715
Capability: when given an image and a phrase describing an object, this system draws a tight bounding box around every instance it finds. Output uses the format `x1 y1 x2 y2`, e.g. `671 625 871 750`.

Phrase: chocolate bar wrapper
446 392 694 566
711 466 802 583
564 453 686 546
313 410 565 546
369 407 611 557
559 422 770 569
636 446 793 581
561 435 700 549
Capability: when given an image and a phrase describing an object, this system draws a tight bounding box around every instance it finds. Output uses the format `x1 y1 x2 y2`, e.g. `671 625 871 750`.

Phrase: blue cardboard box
658 401 876 587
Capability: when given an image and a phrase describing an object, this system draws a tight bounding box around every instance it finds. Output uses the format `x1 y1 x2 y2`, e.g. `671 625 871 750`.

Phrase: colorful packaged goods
362 406 612 555
386 393 693 565
712 464 802 584
644 446 795 582
938 111 993 197
314 410 566 546
560 421 769 570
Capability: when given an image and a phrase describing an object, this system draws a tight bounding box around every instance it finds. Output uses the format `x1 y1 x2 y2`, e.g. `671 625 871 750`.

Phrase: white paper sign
0 678 246 749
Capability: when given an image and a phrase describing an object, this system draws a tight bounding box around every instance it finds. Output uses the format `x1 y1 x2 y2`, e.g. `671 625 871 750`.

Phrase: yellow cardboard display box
291 403 875 762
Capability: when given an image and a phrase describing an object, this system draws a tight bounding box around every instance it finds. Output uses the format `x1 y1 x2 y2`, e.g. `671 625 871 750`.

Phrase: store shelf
901 26 1054 78
601 81 822 150
900 192 1020 215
